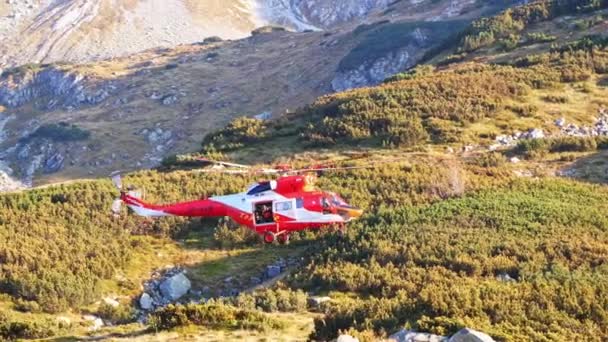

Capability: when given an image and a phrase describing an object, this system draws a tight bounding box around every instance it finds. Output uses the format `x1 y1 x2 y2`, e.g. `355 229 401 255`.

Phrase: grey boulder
159 272 191 301
449 328 495 342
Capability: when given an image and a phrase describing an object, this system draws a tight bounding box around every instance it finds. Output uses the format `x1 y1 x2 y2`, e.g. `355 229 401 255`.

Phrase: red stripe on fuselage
122 194 228 217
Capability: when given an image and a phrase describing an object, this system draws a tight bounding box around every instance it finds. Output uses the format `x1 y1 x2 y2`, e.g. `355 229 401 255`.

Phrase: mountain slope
0 1 607 341
0 0 411 70
0 0 503 189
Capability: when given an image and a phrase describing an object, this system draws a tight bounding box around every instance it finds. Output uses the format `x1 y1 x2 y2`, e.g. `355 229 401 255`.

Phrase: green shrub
516 138 550 159
508 104 538 117
202 117 267 152
0 312 58 340
472 152 507 167
234 289 308 313
597 136 608 149
97 302 136 325
251 26 286 35
549 136 598 152
13 299 42 313
524 32 557 44
542 95 568 103
306 179 608 340
213 219 260 248
458 0 608 53
149 302 284 331
499 34 520 51
385 65 436 83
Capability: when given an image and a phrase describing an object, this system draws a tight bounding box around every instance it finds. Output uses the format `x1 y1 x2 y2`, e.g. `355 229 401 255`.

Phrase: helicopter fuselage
119 174 363 244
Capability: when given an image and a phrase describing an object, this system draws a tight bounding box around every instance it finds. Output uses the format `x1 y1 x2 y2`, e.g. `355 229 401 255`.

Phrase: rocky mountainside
0 0 504 189
0 0 412 69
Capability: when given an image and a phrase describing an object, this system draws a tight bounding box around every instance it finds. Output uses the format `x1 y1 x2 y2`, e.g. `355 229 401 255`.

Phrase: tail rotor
110 171 124 216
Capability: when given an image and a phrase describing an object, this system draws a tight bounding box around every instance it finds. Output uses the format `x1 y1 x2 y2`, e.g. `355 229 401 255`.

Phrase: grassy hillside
0 1 607 341
304 178 608 340
201 33 608 162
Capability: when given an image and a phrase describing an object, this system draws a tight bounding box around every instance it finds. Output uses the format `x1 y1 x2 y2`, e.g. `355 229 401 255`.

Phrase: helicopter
110 159 364 244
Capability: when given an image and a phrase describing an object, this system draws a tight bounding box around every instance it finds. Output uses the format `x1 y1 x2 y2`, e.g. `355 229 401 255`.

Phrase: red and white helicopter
111 159 364 244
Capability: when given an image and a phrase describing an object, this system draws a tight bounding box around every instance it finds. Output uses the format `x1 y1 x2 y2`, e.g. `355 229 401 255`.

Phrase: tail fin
110 171 122 190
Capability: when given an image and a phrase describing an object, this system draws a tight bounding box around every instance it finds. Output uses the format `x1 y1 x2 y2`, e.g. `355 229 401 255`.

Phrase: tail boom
121 193 228 218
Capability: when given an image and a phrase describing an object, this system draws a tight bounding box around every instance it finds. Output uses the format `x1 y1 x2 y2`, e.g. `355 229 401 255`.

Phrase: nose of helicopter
338 205 364 220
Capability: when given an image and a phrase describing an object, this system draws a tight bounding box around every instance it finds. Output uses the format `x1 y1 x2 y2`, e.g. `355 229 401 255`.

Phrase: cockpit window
247 182 271 195
322 197 331 214
330 193 354 208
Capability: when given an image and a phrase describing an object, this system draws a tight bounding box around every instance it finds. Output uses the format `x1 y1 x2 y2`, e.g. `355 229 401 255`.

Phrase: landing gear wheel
337 225 346 238
263 231 276 244
277 233 290 245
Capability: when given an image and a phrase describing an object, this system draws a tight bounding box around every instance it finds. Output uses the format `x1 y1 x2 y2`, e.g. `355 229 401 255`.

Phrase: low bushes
516 136 604 158
303 179 608 340
0 312 59 340
202 117 267 152
149 302 284 331
232 288 308 313
97 302 136 325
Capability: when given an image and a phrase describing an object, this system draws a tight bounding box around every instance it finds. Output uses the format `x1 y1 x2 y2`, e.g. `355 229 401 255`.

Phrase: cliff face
261 0 394 28
330 0 481 91
0 67 112 109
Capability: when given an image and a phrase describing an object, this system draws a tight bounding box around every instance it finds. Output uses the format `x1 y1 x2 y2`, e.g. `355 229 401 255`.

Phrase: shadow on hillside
560 150 608 184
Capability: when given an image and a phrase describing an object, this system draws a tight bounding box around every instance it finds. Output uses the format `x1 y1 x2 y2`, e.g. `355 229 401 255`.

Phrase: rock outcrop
389 328 495 342
332 46 416 92
331 25 441 91
261 0 393 29
389 330 446 342
0 67 112 109
448 328 495 342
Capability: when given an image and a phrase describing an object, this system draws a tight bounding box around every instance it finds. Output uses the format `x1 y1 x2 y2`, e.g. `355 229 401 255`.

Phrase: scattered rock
462 145 474 153
159 272 191 301
513 170 533 178
249 276 262 285
139 293 153 310
43 152 64 173
82 315 104 331
160 94 178 106
255 111 272 120
496 273 516 282
56 316 71 326
266 265 281 278
337 335 359 342
509 157 520 164
390 330 446 342
103 297 119 308
448 328 495 342
308 296 331 308
528 128 545 139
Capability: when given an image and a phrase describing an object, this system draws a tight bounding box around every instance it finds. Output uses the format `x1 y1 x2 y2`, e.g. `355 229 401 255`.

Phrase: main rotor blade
197 158 251 169
284 165 374 174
